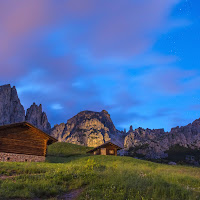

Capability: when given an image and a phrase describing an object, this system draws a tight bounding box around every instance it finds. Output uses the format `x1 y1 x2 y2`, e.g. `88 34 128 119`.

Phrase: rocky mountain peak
50 110 118 147
191 118 200 127
101 110 109 115
0 84 51 133
129 125 133 132
25 103 51 133
0 84 25 125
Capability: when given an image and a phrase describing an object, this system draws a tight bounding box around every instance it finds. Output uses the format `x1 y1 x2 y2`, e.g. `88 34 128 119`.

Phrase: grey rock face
0 84 25 125
0 84 51 133
124 118 200 159
50 123 66 142
25 103 51 133
50 110 125 147
124 127 167 159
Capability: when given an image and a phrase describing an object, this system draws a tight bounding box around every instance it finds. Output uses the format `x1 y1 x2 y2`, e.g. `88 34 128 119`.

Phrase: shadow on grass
45 154 92 163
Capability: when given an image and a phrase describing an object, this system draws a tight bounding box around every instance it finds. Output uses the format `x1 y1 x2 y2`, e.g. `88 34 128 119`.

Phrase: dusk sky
0 0 200 131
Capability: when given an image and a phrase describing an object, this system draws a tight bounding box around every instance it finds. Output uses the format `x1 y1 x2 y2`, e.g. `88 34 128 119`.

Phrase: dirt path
0 175 18 180
58 188 84 200
0 173 43 180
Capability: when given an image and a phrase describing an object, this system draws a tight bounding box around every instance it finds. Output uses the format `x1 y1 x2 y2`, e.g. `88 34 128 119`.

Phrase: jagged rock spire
26 103 51 133
0 84 25 125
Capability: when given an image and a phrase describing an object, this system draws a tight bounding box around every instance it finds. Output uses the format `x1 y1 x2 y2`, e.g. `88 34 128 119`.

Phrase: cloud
51 104 64 110
0 0 192 130
0 0 182 77
138 67 198 95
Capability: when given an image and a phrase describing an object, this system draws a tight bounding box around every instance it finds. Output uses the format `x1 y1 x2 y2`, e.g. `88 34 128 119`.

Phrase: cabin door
101 148 107 155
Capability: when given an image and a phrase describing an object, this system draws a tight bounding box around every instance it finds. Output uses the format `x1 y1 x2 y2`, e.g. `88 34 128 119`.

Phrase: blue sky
0 0 200 131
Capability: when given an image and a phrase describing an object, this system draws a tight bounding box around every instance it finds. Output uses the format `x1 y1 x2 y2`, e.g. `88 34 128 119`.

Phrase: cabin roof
87 141 122 153
0 122 57 143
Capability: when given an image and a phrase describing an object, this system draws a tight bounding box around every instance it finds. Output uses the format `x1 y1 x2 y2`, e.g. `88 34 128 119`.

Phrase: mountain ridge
0 84 51 132
1 84 200 161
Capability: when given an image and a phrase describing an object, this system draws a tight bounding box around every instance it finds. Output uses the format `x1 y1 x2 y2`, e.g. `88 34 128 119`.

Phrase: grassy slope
47 142 93 157
0 143 199 199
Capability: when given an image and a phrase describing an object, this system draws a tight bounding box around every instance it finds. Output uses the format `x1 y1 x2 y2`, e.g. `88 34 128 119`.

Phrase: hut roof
87 141 122 153
0 122 57 143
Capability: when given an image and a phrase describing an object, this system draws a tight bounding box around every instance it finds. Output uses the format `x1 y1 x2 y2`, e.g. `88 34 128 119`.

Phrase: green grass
0 143 200 199
47 142 93 157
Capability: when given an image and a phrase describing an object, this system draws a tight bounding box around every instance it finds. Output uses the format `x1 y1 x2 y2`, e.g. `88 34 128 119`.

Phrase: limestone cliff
25 103 51 132
50 110 125 147
124 119 200 159
124 127 168 159
0 84 51 132
0 84 25 125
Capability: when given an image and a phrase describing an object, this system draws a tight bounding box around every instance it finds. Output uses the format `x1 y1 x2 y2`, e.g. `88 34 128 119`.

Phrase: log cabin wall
90 144 119 156
0 123 56 161
101 143 117 155
93 149 100 155
105 147 117 156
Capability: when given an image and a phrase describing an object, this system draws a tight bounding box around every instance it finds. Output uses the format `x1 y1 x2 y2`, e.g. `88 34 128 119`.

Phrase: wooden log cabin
0 122 57 162
87 141 122 156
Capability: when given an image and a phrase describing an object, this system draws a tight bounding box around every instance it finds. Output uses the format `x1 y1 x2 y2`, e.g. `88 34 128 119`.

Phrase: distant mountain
50 110 126 147
124 119 200 159
0 84 51 132
1 84 200 162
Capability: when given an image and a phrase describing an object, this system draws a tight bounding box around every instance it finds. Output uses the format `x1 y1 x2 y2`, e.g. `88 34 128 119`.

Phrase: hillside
0 143 200 200
47 142 93 157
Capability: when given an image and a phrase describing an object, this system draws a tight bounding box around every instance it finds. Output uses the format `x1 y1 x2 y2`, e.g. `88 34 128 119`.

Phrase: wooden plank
44 140 47 156
0 122 57 142
28 127 50 140
0 131 44 140
0 138 44 148
0 122 55 157
0 144 45 156
0 126 49 140
0 126 28 132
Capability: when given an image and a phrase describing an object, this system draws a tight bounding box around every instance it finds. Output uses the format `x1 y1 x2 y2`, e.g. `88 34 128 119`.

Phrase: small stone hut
87 141 122 156
0 122 57 162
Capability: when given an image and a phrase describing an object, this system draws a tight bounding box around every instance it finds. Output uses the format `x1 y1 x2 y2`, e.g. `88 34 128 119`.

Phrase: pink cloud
0 0 183 83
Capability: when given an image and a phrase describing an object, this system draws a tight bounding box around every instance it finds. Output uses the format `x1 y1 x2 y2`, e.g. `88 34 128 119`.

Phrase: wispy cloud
1 0 196 131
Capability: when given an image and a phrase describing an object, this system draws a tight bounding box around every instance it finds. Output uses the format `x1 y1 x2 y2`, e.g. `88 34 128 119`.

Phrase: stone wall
0 152 45 162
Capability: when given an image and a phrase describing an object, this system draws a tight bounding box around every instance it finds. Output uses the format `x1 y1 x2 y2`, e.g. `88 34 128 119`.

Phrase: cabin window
109 149 115 155
7 157 10 161
25 159 28 162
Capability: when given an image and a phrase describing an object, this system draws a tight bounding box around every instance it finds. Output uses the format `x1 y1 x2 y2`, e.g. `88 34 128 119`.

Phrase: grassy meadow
0 143 200 200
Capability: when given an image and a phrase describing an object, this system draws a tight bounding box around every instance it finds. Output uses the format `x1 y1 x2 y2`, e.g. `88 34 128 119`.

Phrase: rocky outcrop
25 103 51 132
0 84 25 125
50 110 125 147
0 84 51 133
124 119 200 159
124 127 167 159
